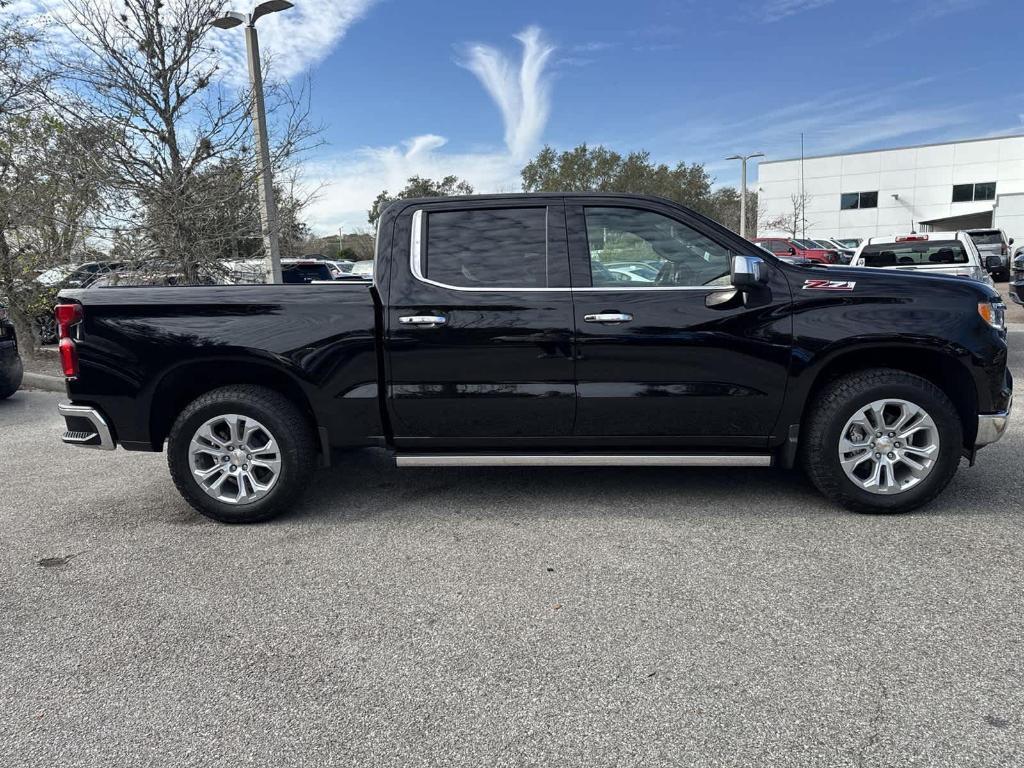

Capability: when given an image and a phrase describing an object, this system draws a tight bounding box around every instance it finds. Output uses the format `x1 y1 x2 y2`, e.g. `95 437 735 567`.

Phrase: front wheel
167 385 316 523
802 369 963 514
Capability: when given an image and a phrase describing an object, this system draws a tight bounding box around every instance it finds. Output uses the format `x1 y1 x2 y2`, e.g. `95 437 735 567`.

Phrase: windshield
793 239 821 250
969 231 1003 246
836 238 861 248
860 240 968 267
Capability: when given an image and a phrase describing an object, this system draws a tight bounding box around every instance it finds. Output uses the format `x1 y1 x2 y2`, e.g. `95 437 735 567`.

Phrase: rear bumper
975 395 1012 448
58 402 116 450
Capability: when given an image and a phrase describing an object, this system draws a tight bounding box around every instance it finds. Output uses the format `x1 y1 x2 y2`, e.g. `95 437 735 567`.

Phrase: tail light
1001 243 1008 255
54 303 84 379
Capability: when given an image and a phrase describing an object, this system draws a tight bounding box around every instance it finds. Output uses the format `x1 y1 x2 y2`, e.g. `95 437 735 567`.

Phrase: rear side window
282 264 332 283
860 241 968 267
969 231 1003 246
424 208 549 288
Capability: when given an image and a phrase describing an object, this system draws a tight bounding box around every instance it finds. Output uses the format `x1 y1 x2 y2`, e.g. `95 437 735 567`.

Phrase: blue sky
15 0 1022 232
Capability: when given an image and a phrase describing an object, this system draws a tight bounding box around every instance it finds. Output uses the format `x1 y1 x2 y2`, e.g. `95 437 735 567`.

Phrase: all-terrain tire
802 368 963 514
167 385 316 523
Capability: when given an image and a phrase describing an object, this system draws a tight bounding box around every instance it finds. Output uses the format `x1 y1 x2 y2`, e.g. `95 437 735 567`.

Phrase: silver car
966 228 1013 282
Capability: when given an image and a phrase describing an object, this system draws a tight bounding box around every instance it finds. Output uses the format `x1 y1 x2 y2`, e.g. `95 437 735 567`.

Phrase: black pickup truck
55 194 1012 522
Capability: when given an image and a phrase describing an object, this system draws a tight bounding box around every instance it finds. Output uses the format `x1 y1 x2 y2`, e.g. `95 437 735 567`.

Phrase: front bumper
58 402 116 450
976 395 1012 447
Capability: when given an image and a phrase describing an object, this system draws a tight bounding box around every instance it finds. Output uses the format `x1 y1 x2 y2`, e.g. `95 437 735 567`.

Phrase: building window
840 191 878 210
953 182 996 203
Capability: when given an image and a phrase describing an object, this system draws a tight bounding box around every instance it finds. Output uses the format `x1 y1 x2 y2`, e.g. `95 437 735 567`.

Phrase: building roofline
759 133 1024 166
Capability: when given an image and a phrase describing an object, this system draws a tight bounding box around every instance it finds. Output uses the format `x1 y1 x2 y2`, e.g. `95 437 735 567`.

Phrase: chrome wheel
838 398 940 495
187 414 282 505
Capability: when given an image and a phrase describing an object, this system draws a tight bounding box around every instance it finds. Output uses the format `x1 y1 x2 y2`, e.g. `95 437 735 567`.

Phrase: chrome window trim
408 207 731 293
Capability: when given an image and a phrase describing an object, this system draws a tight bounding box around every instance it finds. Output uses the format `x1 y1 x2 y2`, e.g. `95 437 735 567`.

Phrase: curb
21 371 65 393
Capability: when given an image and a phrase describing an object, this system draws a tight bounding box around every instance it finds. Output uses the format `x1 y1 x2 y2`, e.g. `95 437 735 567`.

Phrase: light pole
212 0 293 284
725 152 764 239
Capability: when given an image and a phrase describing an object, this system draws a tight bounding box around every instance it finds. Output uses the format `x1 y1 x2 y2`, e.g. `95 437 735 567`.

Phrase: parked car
325 260 354 278
36 261 125 289
812 238 856 264
55 193 1011 523
1010 245 1023 305
834 237 863 249
349 260 374 279
608 266 654 283
850 232 994 286
0 302 24 399
754 237 838 264
966 229 1013 282
604 262 660 281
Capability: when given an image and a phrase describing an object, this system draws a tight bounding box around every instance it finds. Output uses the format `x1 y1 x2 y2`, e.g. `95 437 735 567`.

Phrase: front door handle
399 314 448 326
584 312 633 323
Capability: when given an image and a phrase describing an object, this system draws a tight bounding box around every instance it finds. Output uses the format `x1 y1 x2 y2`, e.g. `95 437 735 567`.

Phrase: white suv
850 232 994 287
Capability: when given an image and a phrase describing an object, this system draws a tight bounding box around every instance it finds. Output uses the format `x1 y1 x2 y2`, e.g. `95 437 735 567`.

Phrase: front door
568 201 792 447
386 201 576 446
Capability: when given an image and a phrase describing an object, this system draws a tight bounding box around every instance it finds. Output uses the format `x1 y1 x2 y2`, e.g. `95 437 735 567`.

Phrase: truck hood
785 262 1000 301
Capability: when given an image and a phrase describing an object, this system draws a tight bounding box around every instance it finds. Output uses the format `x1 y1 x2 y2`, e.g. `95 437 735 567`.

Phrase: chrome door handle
584 312 633 323
399 314 447 326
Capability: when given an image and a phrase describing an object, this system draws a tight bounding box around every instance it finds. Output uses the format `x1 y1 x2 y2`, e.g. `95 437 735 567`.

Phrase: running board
395 454 773 468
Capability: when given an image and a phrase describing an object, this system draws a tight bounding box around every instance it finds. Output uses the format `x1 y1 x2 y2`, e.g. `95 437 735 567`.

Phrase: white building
756 134 1024 245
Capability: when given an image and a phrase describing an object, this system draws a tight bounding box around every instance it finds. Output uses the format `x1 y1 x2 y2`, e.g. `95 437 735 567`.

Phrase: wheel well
149 361 319 451
803 348 978 448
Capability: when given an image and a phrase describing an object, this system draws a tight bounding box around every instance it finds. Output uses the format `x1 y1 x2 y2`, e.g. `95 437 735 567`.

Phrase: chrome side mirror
732 255 769 289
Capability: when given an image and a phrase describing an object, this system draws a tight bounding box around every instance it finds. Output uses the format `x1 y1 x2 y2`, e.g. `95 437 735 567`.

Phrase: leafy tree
521 144 712 211
368 175 474 227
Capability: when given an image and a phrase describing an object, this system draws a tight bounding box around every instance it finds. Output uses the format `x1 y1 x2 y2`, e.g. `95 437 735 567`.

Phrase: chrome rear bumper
58 402 116 450
976 396 1012 447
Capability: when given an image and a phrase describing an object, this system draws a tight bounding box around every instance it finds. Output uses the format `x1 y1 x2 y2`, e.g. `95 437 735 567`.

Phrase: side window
424 207 549 288
584 207 732 288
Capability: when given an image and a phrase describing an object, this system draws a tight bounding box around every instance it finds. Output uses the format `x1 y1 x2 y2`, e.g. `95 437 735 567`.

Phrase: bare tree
762 192 813 239
57 0 320 281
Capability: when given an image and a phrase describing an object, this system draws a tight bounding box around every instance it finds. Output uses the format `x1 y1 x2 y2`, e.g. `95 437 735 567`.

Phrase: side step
395 454 772 468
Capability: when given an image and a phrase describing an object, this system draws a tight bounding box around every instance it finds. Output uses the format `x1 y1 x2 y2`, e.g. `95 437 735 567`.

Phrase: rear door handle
583 312 633 323
399 314 448 326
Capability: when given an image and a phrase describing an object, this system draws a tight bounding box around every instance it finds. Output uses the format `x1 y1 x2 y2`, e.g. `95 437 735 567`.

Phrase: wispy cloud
758 0 838 23
459 26 555 161
305 27 558 232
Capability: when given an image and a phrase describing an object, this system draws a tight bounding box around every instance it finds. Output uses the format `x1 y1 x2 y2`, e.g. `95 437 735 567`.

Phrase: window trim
580 205 735 291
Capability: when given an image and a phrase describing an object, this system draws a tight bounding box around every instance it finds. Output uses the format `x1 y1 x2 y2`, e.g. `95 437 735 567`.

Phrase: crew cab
55 194 1012 523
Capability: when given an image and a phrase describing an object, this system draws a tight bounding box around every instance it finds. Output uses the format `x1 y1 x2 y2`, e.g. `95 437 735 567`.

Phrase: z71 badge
802 279 856 291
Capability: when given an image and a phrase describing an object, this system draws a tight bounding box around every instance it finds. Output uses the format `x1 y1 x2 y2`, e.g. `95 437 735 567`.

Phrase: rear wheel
168 385 316 523
803 369 963 514
0 358 23 400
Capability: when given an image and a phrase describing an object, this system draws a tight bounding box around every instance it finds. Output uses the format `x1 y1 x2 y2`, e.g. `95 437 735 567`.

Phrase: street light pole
725 152 764 239
213 1 293 284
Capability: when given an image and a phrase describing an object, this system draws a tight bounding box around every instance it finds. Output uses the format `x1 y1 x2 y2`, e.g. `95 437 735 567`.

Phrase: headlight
978 300 1006 331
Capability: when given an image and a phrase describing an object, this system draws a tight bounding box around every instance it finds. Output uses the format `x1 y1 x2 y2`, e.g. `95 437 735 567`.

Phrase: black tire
167 385 316 523
802 368 963 514
0 357 23 400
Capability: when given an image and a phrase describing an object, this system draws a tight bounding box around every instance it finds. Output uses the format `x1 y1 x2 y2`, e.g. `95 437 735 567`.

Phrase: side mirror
732 255 769 289
787 247 796 256
986 254 1002 270
1009 238 1015 246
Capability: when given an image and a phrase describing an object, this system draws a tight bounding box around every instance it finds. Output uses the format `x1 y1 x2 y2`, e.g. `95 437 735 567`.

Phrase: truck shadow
288 448 864 524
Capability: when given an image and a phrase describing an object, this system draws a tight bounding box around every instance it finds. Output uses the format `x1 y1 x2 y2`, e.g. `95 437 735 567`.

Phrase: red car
754 237 839 264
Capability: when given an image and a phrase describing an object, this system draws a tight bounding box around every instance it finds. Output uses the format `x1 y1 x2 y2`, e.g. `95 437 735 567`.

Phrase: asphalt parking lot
1 333 1021 767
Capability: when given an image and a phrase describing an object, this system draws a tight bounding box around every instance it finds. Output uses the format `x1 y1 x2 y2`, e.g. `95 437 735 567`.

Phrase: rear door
385 200 576 445
568 199 792 446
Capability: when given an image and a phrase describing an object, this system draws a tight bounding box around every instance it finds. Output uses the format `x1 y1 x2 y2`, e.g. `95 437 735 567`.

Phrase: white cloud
758 0 837 22
304 27 557 234
459 26 555 161
10 0 375 85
